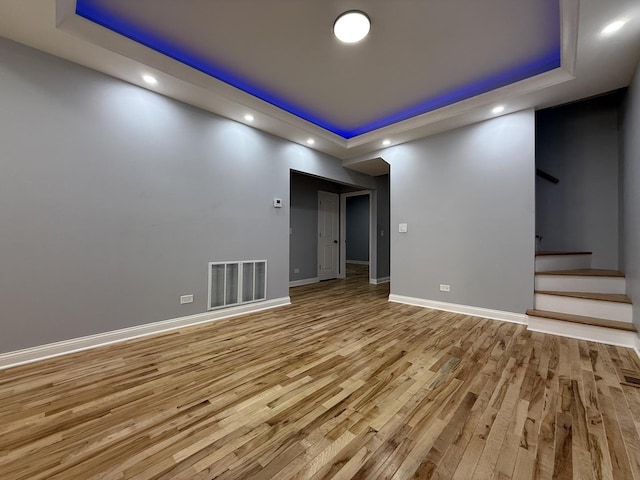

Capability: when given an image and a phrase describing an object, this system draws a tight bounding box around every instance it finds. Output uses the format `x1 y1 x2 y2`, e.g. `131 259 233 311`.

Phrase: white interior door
318 191 339 281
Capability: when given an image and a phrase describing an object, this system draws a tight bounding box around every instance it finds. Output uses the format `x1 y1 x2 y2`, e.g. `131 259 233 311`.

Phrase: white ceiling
0 0 639 161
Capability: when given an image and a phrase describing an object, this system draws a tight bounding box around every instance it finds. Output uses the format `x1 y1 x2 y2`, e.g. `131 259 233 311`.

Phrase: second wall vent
208 260 266 310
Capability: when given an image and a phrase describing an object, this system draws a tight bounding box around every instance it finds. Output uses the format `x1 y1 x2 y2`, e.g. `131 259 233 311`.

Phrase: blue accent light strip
76 0 561 139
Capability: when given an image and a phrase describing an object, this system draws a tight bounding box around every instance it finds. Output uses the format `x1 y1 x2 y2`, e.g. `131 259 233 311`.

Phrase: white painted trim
388 294 526 324
0 297 291 371
534 274 626 295
371 277 390 285
527 315 637 349
635 336 640 360
535 254 592 272
289 277 319 287
346 260 369 265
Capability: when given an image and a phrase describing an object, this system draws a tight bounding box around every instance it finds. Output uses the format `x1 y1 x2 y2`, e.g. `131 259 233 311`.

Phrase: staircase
527 252 637 348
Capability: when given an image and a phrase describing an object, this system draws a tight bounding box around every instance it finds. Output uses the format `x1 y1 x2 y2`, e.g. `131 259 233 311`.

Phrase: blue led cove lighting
75 1 561 139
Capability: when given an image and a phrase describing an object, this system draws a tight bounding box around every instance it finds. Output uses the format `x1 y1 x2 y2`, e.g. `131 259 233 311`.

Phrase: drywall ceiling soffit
0 1 638 160
343 157 390 177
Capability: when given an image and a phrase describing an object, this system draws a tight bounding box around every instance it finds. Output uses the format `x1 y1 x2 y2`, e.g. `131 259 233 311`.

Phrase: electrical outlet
294 268 300 274
439 284 450 292
399 223 408 233
180 294 194 304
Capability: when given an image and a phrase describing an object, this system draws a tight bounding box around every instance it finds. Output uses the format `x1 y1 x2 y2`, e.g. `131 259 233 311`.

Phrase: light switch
399 223 408 233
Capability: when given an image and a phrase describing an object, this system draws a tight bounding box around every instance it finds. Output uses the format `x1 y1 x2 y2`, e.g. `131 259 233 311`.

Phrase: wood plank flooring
1 265 640 479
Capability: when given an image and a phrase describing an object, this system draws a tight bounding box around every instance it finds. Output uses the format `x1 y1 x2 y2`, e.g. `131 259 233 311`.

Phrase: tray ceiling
74 0 561 138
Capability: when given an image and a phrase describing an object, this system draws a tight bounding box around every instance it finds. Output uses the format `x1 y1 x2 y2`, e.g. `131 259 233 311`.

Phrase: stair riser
527 316 637 348
534 276 626 294
534 294 633 323
535 255 591 272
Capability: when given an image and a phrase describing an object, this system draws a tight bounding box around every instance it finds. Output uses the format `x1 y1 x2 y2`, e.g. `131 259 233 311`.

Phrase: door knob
333 240 338 244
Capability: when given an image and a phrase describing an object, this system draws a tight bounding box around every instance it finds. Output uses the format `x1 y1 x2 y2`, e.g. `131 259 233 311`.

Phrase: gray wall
289 172 340 282
346 195 370 262
0 38 375 353
375 174 391 279
622 61 640 332
384 110 535 314
536 95 622 269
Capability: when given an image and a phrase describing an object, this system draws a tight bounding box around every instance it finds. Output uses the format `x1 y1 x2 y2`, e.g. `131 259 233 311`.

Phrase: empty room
2 1 640 479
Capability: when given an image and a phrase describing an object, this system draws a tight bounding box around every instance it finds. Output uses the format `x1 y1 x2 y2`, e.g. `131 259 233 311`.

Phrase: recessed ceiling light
601 19 628 36
244 114 254 122
382 139 391 146
306 138 315 145
492 105 505 114
333 11 371 44
142 74 157 85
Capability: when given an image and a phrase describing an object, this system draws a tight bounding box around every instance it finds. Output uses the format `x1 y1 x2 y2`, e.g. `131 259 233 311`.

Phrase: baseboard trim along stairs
528 251 637 349
0 297 291 371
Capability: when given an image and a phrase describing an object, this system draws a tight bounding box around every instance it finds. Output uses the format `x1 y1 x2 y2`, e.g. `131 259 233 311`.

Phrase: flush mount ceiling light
601 18 629 36
244 114 254 122
382 139 391 146
142 74 157 85
492 105 505 114
306 138 315 145
333 11 371 44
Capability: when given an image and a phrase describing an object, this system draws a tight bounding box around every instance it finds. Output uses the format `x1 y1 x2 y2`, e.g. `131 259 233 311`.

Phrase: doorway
339 190 376 283
345 194 370 280
289 171 381 288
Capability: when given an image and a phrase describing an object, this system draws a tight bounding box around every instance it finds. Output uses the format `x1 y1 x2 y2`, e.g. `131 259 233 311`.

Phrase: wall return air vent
208 260 267 310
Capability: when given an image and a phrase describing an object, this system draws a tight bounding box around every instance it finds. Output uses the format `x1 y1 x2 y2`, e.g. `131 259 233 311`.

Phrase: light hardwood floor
1 266 640 479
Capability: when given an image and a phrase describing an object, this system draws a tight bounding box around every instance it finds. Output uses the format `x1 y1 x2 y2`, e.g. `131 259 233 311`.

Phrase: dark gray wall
536 95 622 269
346 195 370 262
384 110 535 314
289 172 340 282
622 61 640 332
0 38 375 353
375 174 391 279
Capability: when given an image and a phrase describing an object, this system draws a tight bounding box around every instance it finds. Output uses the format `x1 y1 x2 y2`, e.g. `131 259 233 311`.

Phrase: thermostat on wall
273 198 283 208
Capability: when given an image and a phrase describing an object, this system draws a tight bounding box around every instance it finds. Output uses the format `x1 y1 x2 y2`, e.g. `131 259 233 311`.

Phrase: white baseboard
388 294 526 324
0 297 291 371
371 277 390 285
527 315 638 350
346 260 369 265
289 277 319 287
